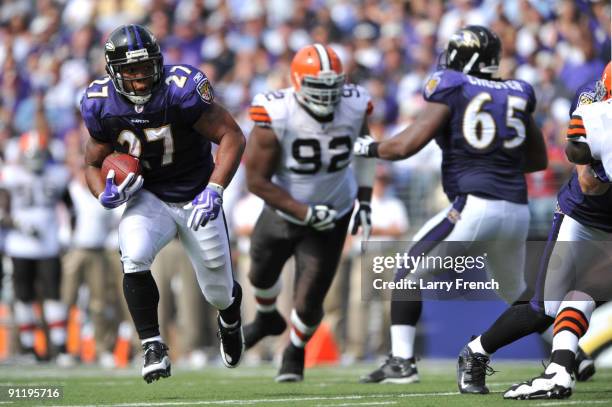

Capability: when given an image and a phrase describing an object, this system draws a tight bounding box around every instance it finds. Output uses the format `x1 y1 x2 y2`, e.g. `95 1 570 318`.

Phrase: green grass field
0 361 610 406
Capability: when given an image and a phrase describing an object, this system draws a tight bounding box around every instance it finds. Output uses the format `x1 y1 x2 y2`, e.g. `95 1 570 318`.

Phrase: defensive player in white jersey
0 131 73 365
504 98 612 400
244 43 375 382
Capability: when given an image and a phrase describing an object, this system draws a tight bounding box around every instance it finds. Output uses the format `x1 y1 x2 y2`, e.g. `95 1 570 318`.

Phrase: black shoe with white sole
217 315 245 368
142 341 171 384
275 344 305 382
360 355 419 384
575 346 595 382
457 344 494 394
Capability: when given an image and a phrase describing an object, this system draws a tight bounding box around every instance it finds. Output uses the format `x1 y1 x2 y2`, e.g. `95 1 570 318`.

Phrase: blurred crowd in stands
0 0 609 366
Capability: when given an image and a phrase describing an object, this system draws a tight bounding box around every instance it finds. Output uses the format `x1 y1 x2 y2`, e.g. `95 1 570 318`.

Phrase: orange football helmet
290 43 345 117
19 131 49 172
596 61 611 101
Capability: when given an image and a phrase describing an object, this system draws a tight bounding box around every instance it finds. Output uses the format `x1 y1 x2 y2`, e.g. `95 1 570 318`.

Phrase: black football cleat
142 341 171 383
217 315 245 368
243 310 287 349
457 344 495 394
275 344 305 382
575 346 595 382
360 355 419 384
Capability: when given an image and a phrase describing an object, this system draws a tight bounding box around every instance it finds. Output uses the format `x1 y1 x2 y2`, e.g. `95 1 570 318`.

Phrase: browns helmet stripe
313 43 330 71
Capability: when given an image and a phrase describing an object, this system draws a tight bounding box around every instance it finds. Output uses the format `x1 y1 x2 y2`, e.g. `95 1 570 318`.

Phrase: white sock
43 300 67 346
390 325 415 359
220 315 239 329
141 335 163 345
14 301 36 349
553 330 579 353
290 309 317 348
254 280 282 313
468 335 489 356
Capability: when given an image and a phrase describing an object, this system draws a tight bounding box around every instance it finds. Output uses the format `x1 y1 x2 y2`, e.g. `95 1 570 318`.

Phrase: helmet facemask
595 62 611 101
104 25 164 105
107 56 163 105
296 71 345 117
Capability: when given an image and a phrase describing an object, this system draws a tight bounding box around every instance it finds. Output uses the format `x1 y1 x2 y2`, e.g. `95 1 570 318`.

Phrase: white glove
183 183 224 231
305 204 337 231
353 135 376 157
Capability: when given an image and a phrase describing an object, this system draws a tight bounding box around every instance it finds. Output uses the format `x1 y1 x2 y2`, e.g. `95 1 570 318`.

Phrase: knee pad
121 244 155 274
203 283 233 310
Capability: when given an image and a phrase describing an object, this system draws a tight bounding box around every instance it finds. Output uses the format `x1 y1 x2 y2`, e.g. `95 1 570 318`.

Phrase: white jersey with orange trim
569 99 612 180
249 84 371 220
0 163 70 258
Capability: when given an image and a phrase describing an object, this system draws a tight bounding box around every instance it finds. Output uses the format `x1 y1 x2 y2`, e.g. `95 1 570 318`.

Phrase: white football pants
119 189 234 310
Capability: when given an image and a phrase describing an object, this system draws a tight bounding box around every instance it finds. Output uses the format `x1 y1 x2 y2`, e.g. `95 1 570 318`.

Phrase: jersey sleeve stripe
249 113 271 123
249 105 269 114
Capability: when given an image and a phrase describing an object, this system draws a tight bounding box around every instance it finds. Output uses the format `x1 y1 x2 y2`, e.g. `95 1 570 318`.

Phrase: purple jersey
423 70 535 204
81 64 215 202
557 81 612 232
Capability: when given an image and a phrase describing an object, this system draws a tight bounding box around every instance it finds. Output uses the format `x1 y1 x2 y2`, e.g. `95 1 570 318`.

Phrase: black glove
351 201 372 239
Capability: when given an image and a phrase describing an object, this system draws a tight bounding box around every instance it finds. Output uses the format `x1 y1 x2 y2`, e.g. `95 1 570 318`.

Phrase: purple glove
184 183 224 231
98 169 144 209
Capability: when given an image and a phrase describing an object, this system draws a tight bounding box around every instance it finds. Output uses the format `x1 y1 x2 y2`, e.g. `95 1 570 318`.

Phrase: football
101 152 141 185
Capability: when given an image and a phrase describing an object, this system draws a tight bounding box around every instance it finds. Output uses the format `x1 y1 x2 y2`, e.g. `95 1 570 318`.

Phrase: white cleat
504 363 575 400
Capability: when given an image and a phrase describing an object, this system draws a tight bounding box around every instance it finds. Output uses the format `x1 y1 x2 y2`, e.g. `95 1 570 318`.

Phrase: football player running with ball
81 25 246 383
244 43 375 382
354 25 547 384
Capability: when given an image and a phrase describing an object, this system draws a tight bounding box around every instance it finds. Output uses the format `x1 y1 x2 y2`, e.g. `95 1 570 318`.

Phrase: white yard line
315 402 398 407
533 401 611 406
49 391 459 407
